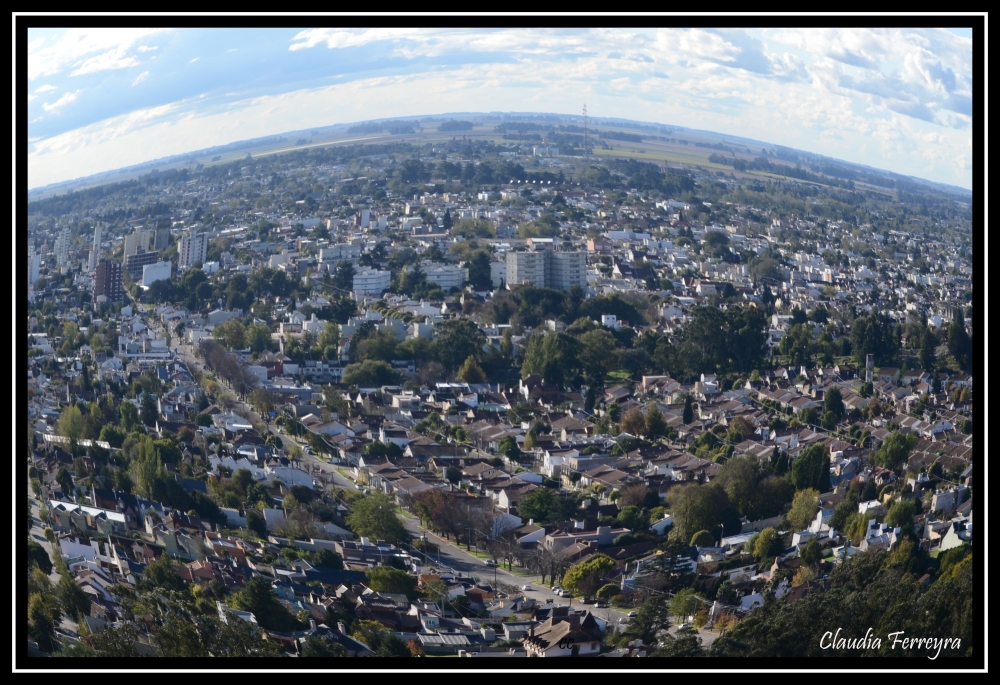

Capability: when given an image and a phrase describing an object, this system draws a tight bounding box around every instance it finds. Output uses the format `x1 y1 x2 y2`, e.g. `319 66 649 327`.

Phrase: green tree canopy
562 553 616 598
345 492 408 545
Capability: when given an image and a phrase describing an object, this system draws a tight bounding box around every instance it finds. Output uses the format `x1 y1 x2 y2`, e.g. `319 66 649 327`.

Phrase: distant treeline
347 122 416 135
438 120 474 132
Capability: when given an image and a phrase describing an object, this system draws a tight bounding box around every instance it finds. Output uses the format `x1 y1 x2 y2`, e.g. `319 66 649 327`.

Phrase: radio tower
583 103 591 159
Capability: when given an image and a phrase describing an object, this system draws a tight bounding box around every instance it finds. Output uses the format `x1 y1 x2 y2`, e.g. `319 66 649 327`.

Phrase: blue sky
26 27 974 190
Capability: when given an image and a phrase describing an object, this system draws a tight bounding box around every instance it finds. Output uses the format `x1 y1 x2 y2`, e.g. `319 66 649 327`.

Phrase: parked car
678 623 691 631
627 611 637 617
522 585 531 591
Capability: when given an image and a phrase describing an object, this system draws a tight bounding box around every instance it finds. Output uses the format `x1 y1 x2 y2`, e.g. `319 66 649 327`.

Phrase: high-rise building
153 218 171 250
27 253 41 286
178 230 209 270
125 250 160 280
123 229 153 259
94 259 123 302
54 226 71 268
505 249 586 290
88 225 103 272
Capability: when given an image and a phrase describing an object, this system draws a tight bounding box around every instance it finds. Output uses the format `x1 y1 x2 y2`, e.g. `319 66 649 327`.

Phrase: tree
313 548 344 570
56 465 75 497
650 627 705 657
885 498 918 529
622 595 671 644
787 488 820 531
690 530 715 547
154 617 208 657
620 407 645 436
351 619 392 651
645 404 668 439
467 251 493 290
28 594 59 653
333 261 356 292
366 566 418 599
140 393 160 426
873 432 917 471
57 571 92 621
433 318 486 373
119 401 141 433
823 386 844 422
683 394 695 424
342 360 401 387
666 483 735 543
57 404 87 443
27 541 53 574
669 587 705 619
301 635 347 657
947 315 971 372
376 634 412 658
518 487 574 525
318 321 342 352
230 575 299 632
456 355 487 384
788 444 830 492
615 504 647 532
801 538 822 566
211 611 284 657
246 509 268 539
919 327 937 371
345 493 407 545
88 623 144 658
752 527 783 562
561 553 616 597
129 436 168 499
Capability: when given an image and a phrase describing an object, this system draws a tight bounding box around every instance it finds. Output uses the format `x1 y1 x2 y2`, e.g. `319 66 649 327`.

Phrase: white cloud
28 36 45 53
72 50 140 76
34 84 57 93
42 90 80 113
189 57 199 64
137 45 158 52
28 28 167 80
28 93 36 102
132 71 150 86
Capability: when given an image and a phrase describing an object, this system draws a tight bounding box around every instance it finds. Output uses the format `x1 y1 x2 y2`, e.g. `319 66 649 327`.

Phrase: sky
25 26 974 190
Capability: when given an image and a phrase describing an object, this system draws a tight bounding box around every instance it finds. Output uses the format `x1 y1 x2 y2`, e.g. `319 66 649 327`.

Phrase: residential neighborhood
25 112 974 661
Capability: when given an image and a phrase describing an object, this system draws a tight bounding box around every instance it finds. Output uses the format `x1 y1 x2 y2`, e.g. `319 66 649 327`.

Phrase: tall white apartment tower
178 230 209 270
54 226 71 268
88 225 103 272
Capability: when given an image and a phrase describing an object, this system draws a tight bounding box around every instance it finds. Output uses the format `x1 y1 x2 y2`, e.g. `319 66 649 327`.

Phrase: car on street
522 585 531 591
627 611 637 617
678 623 691 631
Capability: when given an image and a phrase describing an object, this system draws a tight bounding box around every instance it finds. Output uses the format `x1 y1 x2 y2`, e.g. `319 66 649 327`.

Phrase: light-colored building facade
506 250 586 290
353 269 391 295
178 231 209 271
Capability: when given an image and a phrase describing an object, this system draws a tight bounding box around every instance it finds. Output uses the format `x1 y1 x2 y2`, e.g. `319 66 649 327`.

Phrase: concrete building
490 260 507 287
506 250 547 287
422 262 469 290
93 260 123 302
28 253 41 286
179 231 209 271
141 261 172 287
506 249 586 290
123 229 153 259
88 225 102 272
125 250 159 281
153 220 171 250
352 269 391 295
54 226 72 268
